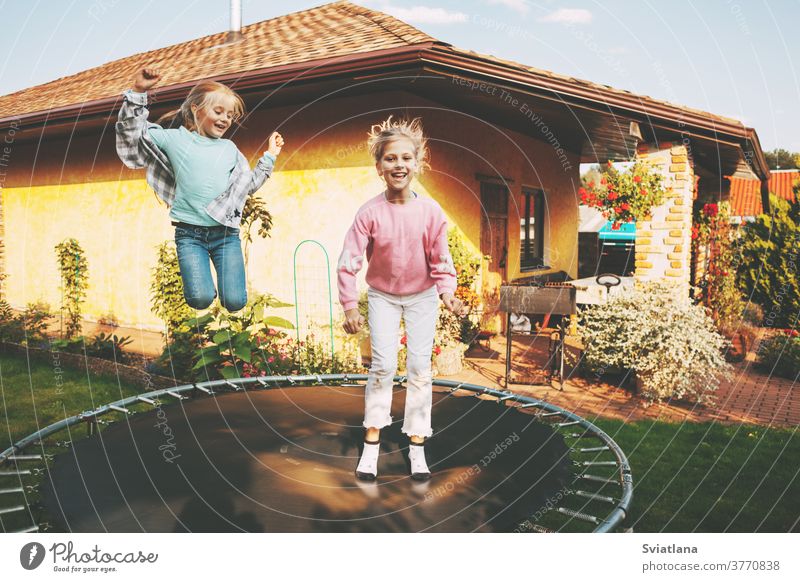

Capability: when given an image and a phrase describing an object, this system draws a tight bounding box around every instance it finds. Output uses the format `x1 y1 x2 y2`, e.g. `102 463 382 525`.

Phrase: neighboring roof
0 1 770 179
729 170 799 216
0 1 435 118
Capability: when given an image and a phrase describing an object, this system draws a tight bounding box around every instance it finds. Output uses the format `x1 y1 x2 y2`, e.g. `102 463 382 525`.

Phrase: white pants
364 285 439 438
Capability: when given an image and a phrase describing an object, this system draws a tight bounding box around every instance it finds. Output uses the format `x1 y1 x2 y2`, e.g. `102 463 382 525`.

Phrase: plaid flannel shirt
115 90 274 228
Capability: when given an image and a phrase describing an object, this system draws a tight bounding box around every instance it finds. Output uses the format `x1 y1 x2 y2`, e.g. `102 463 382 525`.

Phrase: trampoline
1 375 632 533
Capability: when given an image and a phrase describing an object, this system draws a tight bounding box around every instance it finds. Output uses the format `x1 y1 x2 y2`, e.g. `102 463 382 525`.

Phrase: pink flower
268 356 275 363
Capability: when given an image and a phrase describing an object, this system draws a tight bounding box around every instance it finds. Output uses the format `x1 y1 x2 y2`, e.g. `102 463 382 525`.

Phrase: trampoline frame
1 375 633 533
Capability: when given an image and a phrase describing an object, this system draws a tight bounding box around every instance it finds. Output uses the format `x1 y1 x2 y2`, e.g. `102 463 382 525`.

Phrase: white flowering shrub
578 282 731 405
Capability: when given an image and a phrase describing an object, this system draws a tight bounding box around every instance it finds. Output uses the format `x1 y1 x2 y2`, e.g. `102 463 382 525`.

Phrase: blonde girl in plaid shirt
116 67 284 311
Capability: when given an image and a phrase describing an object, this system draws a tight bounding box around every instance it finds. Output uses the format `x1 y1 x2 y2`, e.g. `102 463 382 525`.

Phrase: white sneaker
355 441 380 481
408 442 431 481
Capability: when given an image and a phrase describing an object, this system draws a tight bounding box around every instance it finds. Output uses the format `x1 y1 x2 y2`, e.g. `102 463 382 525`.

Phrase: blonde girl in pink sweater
338 116 464 482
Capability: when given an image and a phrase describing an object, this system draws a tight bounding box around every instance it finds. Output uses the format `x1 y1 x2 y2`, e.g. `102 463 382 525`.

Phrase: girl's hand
133 67 161 93
440 293 466 316
343 308 365 335
267 132 284 157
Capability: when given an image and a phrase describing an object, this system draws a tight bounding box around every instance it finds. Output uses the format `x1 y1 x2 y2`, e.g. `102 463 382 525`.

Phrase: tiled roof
729 170 799 216
0 0 757 138
0 1 436 118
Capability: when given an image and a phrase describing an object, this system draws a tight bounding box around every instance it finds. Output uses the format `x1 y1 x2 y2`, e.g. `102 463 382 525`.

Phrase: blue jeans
174 223 247 312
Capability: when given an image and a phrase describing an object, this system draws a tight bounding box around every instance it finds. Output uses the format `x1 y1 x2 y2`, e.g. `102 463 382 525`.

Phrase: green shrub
578 282 731 404
736 193 800 328
756 330 800 379
150 242 194 340
49 333 133 363
0 299 23 343
20 301 54 345
55 238 89 339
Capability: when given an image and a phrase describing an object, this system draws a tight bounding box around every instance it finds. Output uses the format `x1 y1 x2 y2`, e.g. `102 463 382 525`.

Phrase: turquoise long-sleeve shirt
147 125 276 226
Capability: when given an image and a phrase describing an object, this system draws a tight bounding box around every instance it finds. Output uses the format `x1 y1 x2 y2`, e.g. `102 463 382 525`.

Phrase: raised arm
241 131 285 197
115 68 163 169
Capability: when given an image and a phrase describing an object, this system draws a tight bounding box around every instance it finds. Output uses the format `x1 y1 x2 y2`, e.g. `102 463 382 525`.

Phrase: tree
764 148 800 170
736 192 800 328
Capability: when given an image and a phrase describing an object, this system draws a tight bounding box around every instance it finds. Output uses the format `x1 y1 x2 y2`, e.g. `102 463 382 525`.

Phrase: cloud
381 5 469 24
538 8 593 25
488 0 530 14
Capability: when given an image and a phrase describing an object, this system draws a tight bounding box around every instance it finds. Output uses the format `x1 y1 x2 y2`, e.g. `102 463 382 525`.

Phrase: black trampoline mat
42 385 572 532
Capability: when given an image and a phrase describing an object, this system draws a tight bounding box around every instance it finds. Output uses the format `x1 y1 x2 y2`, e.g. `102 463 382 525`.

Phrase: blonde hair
157 80 245 134
367 115 429 173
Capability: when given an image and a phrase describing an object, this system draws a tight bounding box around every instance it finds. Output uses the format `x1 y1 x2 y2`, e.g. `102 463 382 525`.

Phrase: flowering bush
755 330 800 379
692 201 746 335
578 282 731 404
580 160 667 229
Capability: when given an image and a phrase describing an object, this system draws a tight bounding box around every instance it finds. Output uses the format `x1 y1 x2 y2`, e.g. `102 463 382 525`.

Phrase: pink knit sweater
337 193 458 311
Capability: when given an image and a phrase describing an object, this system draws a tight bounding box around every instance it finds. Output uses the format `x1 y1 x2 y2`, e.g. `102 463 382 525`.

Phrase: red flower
614 206 622 213
607 160 613 168
587 181 595 188
433 346 442 355
607 191 618 201
633 175 642 183
611 222 621 230
268 356 275 363
578 187 587 196
600 177 607 185
640 188 647 196
620 202 630 211
703 203 719 217
400 335 407 345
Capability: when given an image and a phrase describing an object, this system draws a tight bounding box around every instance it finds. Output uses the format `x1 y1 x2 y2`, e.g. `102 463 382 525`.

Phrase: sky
0 0 798 151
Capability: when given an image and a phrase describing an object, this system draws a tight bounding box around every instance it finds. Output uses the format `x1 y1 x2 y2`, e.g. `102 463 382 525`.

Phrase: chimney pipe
227 0 243 42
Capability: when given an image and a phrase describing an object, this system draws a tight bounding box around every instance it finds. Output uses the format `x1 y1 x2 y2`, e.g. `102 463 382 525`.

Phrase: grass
591 418 800 532
1 352 798 533
0 352 143 532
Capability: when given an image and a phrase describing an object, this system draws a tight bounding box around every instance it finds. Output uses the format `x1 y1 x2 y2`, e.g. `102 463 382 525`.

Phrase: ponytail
156 108 185 129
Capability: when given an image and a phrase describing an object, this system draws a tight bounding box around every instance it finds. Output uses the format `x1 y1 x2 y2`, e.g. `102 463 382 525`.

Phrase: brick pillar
634 143 694 295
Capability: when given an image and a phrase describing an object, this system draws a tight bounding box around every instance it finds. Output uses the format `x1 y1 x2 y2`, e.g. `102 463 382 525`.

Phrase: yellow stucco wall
1 90 578 331
3 180 173 329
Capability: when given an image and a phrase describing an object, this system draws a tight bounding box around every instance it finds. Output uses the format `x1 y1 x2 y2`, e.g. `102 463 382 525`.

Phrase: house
0 1 770 331
728 169 799 222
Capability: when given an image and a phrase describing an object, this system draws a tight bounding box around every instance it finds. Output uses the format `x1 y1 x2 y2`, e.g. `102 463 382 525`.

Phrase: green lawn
1 352 798 533
592 418 800 532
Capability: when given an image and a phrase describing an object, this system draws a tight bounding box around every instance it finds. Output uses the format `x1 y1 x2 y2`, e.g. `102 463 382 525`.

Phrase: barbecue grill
499 280 577 390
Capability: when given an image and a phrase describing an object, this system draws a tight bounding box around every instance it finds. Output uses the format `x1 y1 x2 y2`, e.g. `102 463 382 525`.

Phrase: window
520 188 546 270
